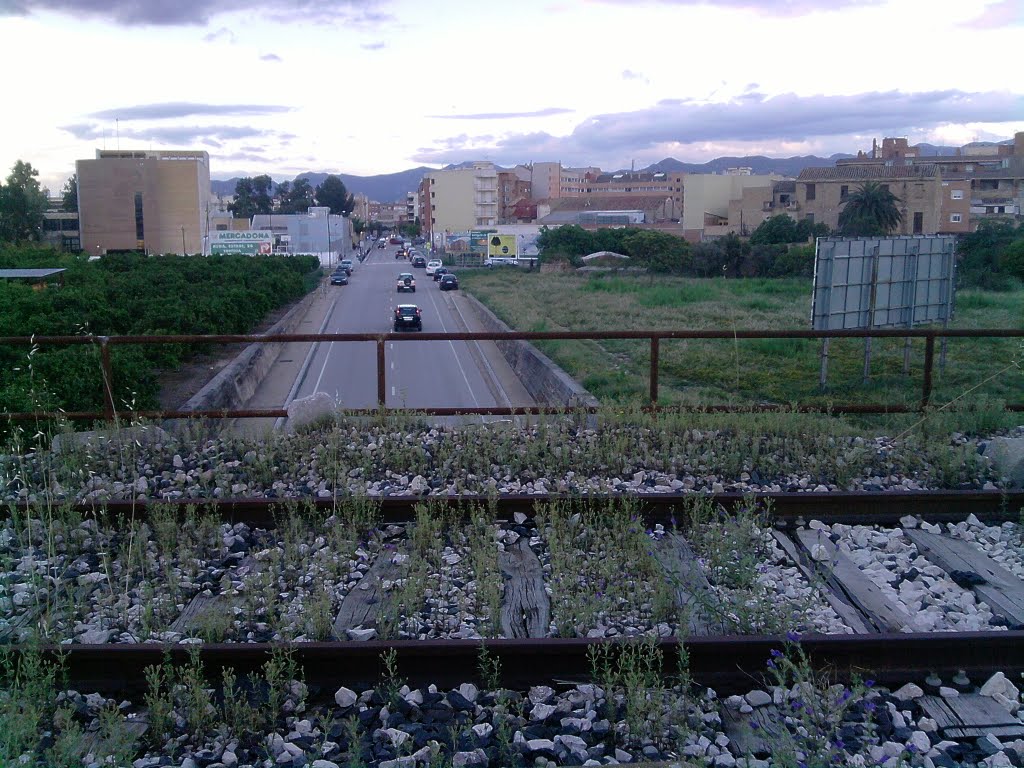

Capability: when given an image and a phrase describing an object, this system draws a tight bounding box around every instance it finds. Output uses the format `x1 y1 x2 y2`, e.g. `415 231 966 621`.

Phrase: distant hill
640 154 856 177
211 166 433 203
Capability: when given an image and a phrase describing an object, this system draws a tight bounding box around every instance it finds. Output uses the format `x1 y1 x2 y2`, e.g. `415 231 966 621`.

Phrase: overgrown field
459 269 1024 412
0 247 321 415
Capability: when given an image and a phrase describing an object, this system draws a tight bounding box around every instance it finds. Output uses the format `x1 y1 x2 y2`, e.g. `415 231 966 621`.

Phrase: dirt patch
155 295 307 411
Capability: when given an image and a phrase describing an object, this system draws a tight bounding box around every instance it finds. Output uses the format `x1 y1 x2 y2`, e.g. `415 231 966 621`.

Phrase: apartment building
421 162 499 239
585 171 683 220
497 167 532 223
77 149 210 256
792 165 970 235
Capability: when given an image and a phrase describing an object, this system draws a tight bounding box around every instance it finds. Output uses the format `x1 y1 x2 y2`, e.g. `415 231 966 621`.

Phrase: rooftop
797 165 940 181
0 268 67 280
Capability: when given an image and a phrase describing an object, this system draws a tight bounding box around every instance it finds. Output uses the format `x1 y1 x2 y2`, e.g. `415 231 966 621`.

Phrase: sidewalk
231 280 339 435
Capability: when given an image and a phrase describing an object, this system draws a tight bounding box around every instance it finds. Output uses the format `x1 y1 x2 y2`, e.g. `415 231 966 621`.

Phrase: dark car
393 304 422 331
396 248 407 259
439 273 459 291
432 266 449 282
330 270 349 285
378 241 386 249
412 236 426 245
411 255 427 268
389 237 403 245
339 259 354 275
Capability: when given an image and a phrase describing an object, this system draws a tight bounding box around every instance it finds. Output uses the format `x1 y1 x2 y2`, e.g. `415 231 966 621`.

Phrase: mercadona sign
210 231 273 255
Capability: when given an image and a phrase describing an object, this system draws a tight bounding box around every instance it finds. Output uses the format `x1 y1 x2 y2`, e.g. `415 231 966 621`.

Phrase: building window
431 192 435 198
840 185 849 200
805 183 816 201
134 193 144 243
804 213 814 225
913 212 923 234
951 189 964 200
950 213 962 223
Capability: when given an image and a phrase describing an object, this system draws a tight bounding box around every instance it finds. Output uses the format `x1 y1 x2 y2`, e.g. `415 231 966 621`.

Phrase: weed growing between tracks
537 496 675 638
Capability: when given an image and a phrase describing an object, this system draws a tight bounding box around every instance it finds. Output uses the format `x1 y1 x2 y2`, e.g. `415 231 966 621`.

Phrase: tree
351 217 366 236
314 175 354 216
0 160 48 243
61 174 78 212
750 215 802 245
838 181 903 237
279 178 314 214
228 175 273 219
621 230 691 273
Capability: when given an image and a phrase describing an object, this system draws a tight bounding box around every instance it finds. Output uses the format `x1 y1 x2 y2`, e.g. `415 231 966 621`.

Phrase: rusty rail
2 328 1022 421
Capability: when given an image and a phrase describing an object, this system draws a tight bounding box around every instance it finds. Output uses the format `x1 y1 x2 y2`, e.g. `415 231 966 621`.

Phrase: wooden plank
169 593 238 636
771 531 875 635
333 547 406 638
905 529 1024 626
498 537 550 638
794 528 913 633
919 694 1024 739
650 533 713 636
720 704 785 757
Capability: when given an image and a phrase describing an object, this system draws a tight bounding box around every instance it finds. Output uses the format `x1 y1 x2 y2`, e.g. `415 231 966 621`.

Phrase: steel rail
23 631 1024 695
9 491 1024 527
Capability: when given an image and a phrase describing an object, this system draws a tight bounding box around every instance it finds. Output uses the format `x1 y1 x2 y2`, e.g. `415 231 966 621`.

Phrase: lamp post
181 225 186 255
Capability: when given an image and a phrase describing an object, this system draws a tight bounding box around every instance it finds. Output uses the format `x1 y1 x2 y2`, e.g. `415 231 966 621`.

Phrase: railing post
377 337 387 410
99 336 116 422
921 334 935 409
649 336 660 406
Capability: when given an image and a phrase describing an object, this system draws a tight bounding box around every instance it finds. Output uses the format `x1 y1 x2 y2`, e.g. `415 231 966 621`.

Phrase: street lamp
181 225 186 255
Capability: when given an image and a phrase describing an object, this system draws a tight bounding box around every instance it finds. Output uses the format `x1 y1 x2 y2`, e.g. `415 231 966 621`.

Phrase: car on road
396 272 416 292
339 259 354 275
425 259 443 275
432 266 449 281
329 269 349 285
411 255 427 268
377 241 386 249
389 237 403 245
396 248 407 259
439 273 459 291
393 304 422 331
485 256 516 267
412 236 426 245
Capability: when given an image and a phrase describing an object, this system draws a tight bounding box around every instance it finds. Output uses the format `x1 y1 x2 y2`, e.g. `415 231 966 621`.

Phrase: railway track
3 490 1023 766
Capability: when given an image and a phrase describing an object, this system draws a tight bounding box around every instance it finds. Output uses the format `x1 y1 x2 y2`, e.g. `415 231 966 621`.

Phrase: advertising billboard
470 230 492 254
211 231 273 255
811 236 956 331
487 234 518 258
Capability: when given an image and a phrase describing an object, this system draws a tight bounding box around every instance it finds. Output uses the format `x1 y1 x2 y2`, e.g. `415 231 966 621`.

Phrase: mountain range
210 140 1009 203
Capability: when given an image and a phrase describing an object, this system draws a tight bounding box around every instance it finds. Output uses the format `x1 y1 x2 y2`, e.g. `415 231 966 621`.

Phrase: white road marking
312 342 333 394
425 287 481 412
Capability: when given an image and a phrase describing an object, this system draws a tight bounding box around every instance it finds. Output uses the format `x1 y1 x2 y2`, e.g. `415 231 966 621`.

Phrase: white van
425 259 443 275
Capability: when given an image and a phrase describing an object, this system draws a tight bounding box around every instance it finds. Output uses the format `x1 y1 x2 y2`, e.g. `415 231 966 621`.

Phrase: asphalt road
288 243 534 420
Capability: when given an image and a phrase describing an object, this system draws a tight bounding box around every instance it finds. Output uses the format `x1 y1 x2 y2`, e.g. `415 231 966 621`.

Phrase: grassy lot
459 269 1024 419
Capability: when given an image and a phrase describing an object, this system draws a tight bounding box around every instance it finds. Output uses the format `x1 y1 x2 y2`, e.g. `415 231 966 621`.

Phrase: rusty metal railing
1 328 1022 422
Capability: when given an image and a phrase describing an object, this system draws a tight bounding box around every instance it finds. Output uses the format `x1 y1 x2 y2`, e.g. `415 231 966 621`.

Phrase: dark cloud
412 89 1023 165
594 0 883 15
59 123 269 145
88 102 291 120
260 53 282 61
361 41 386 50
428 108 573 120
3 0 392 27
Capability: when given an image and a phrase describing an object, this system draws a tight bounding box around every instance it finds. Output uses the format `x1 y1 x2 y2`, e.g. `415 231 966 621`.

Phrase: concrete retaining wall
180 288 321 414
463 295 598 409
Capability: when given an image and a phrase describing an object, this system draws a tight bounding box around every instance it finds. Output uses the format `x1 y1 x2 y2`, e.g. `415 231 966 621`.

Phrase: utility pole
181 225 186 255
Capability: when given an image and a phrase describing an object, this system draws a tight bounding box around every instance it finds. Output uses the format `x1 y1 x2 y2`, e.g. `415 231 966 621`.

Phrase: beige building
681 173 782 239
422 162 499 238
794 165 969 235
585 171 683 220
77 149 211 256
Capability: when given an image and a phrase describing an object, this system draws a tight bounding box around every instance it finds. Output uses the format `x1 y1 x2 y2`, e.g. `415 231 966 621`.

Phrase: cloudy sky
2 0 1022 192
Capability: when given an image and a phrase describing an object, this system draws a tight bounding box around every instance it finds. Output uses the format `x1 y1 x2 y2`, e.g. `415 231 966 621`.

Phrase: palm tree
838 181 903 237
